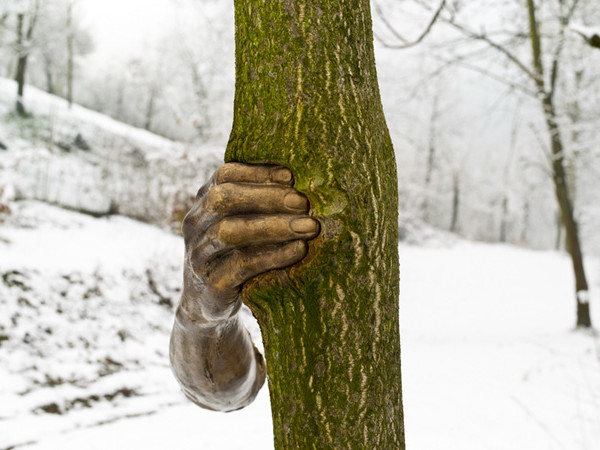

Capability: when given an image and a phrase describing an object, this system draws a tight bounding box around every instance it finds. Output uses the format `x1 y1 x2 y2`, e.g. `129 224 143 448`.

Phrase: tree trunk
0 13 10 47
225 1 404 448
422 94 439 221
14 2 39 117
43 54 55 95
144 89 155 131
14 13 27 116
543 99 591 327
499 195 508 243
450 172 460 233
527 0 592 328
66 1 74 107
520 197 529 243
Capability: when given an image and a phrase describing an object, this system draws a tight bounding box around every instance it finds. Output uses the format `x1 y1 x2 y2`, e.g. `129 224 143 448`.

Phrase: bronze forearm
169 299 265 412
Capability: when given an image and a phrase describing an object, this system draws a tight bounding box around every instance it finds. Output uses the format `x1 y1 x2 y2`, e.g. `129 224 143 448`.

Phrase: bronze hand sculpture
169 163 320 411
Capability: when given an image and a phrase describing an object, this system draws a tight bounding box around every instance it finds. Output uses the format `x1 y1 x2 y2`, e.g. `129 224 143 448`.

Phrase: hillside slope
0 77 221 224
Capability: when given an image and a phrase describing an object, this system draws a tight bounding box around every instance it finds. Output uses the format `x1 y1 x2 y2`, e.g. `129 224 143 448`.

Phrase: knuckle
206 184 227 210
215 165 229 183
285 240 307 260
214 220 233 244
213 221 226 243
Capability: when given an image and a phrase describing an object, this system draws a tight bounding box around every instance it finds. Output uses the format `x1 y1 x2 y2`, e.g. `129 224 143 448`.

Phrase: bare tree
382 0 595 327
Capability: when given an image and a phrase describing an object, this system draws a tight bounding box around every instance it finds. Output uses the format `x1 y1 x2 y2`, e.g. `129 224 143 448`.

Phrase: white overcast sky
79 0 177 60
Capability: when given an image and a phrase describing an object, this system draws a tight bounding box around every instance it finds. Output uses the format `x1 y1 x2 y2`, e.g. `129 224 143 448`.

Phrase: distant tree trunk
527 0 591 328
43 54 55 95
501 111 518 243
520 197 529 243
499 195 508 242
14 13 27 116
144 88 155 131
115 82 124 121
189 62 210 140
225 0 404 448
422 94 439 221
0 12 9 47
565 69 583 207
14 2 39 117
450 172 460 232
66 1 74 107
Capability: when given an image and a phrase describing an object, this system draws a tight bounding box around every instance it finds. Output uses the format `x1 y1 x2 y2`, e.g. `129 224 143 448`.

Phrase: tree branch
444 18 540 84
549 0 582 101
374 0 446 49
423 50 537 98
571 23 600 49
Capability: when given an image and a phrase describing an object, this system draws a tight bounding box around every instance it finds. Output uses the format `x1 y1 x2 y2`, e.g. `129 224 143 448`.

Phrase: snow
1 72 599 449
1 201 599 450
0 77 222 224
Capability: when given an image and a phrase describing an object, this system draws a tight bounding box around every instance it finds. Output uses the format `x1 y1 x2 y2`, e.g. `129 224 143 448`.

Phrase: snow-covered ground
1 201 599 450
0 77 221 225
1 75 599 449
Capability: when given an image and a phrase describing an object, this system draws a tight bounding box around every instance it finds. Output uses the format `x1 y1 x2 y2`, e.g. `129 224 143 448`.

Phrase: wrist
178 289 242 328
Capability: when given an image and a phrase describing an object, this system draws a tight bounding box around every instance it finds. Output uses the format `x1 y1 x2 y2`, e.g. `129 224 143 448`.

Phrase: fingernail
272 167 293 184
291 217 318 233
284 192 308 211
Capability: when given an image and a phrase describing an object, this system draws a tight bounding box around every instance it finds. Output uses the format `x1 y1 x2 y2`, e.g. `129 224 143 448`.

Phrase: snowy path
1 203 599 449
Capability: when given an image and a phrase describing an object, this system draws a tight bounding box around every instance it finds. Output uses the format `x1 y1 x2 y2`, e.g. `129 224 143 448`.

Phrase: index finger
215 163 294 186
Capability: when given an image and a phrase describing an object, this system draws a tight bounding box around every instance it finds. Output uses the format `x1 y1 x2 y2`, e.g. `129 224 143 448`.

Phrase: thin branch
373 0 409 44
25 0 40 41
570 23 600 49
443 18 540 84
424 50 537 98
375 0 447 49
549 0 582 100
529 122 554 167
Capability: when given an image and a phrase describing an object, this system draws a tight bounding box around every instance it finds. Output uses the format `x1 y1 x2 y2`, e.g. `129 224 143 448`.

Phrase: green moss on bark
225 0 404 448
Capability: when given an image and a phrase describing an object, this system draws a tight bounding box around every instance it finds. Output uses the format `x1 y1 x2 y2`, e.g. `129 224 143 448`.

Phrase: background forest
0 0 599 449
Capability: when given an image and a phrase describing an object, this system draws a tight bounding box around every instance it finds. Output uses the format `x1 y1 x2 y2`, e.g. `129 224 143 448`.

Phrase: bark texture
225 0 404 448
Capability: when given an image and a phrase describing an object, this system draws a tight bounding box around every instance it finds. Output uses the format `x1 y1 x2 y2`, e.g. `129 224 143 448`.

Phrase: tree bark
527 0 591 328
225 0 404 448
